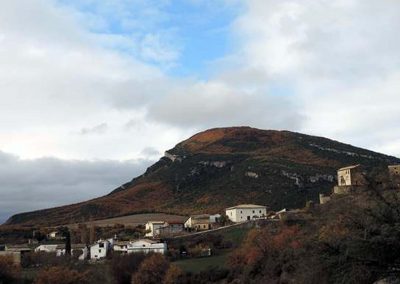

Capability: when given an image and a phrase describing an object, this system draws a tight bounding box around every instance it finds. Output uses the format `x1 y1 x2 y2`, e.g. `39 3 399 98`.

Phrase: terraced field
68 213 187 228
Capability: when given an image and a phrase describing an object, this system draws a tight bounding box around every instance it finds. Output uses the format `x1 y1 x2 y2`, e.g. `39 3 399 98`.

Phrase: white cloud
228 0 400 156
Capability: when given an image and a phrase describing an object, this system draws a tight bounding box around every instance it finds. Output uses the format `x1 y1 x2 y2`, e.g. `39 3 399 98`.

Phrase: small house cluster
1 203 274 266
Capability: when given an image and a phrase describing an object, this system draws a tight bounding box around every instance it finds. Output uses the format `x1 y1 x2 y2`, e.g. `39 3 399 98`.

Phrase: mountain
5 127 400 226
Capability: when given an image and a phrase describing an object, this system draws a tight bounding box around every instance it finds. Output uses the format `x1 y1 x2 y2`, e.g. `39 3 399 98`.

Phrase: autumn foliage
131 254 169 284
34 266 89 284
0 255 20 284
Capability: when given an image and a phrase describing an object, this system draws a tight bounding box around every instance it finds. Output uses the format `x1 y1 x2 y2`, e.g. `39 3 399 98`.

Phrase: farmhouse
184 215 211 231
90 240 111 260
209 214 221 223
35 244 88 259
127 239 167 255
226 204 267 222
113 241 130 253
158 221 184 237
145 221 167 238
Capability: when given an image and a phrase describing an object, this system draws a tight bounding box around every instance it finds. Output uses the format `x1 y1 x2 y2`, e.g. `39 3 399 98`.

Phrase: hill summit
5 127 400 226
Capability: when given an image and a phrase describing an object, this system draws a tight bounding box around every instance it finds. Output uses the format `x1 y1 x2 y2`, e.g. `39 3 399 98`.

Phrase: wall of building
338 169 352 186
226 207 266 222
319 194 331 204
389 165 400 176
90 242 108 260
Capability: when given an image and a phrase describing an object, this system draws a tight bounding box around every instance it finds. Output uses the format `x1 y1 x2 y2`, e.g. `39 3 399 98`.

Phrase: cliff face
6 127 400 226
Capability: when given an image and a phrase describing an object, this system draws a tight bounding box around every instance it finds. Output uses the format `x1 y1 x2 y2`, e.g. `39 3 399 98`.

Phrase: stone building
337 164 364 186
388 165 400 176
319 193 331 204
334 164 367 194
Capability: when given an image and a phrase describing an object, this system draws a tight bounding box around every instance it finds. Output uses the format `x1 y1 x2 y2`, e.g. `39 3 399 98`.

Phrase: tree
131 254 169 284
59 227 71 255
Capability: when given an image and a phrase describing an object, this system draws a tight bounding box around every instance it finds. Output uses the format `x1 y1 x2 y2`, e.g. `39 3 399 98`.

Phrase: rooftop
189 214 210 219
338 164 360 171
226 204 267 210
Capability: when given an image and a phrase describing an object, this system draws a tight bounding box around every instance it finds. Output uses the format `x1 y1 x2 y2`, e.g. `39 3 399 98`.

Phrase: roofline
338 164 361 171
226 204 267 210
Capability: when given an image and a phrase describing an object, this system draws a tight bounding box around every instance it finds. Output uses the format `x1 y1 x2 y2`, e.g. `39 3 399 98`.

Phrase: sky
1 0 400 223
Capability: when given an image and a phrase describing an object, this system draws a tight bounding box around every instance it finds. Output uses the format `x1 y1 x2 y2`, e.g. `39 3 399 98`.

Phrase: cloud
0 150 153 223
226 0 400 156
147 80 303 130
79 123 108 135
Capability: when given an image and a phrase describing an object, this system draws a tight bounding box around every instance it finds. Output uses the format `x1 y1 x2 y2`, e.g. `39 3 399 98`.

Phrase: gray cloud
0 151 153 224
79 123 108 135
147 80 303 130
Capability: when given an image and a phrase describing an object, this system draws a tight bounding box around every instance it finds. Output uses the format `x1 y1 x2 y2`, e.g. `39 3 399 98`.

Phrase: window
240 210 242 213
99 243 104 248
259 210 262 213
98 249 101 253
252 210 255 213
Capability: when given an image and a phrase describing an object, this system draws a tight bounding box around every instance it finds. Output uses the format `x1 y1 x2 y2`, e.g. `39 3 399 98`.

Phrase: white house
127 239 167 255
73 244 89 260
113 241 130 254
35 244 88 259
225 204 267 222
90 240 110 260
209 214 221 223
145 221 167 238
35 244 64 256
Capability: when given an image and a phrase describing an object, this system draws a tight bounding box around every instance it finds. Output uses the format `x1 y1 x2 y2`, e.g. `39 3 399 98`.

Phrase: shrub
131 254 169 284
0 255 20 284
34 266 89 284
111 253 146 284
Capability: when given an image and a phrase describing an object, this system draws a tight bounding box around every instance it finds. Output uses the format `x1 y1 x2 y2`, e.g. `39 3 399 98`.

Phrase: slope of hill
5 127 400 226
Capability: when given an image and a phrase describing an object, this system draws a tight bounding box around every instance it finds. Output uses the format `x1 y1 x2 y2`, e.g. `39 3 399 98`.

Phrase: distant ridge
5 127 400 226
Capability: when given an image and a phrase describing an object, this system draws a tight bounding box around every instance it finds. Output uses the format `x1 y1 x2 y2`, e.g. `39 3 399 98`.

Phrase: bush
131 254 169 284
111 253 146 284
34 266 89 284
163 264 183 284
0 255 20 284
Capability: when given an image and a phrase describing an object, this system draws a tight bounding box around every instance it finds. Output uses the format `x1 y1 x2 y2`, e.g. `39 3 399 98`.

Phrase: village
1 164 399 270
